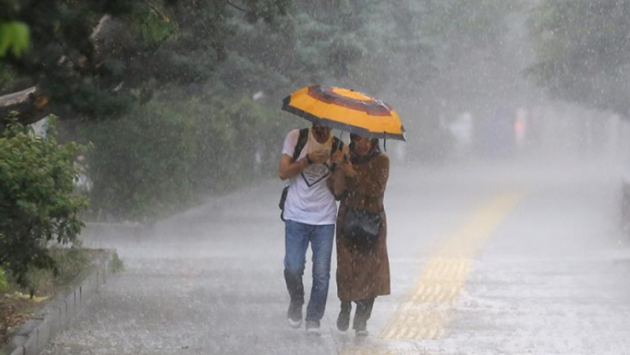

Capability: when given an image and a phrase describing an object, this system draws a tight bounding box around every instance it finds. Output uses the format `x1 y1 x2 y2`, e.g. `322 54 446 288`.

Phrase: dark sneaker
305 320 321 335
337 306 351 332
287 302 302 328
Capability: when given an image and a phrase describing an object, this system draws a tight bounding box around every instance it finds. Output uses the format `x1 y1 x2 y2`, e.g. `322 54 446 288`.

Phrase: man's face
312 124 331 143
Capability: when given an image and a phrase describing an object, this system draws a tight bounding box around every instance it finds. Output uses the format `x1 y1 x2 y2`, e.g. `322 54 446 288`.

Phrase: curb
1 250 115 355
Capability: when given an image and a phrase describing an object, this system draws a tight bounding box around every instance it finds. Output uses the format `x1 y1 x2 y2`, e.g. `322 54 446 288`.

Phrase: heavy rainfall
1 1 630 354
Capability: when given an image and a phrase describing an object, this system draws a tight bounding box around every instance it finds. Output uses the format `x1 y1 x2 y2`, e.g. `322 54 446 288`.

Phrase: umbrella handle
336 131 344 154
330 131 343 171
330 131 343 156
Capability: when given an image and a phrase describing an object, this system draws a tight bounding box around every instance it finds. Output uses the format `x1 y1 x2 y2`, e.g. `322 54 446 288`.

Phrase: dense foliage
528 0 630 116
0 20 29 60
1 0 523 220
0 117 87 286
83 98 287 220
0 0 290 119
0 267 7 291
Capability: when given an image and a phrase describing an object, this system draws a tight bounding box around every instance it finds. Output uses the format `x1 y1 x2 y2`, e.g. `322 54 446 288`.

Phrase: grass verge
0 248 109 347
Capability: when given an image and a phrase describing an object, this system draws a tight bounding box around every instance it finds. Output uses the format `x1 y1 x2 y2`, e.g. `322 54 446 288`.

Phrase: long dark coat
332 153 390 302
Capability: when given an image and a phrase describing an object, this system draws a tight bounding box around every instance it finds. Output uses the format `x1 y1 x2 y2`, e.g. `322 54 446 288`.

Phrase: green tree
0 0 299 220
73 0 388 220
4 0 526 220
382 0 524 160
83 96 288 221
0 116 87 286
0 0 290 125
0 266 8 291
528 0 630 116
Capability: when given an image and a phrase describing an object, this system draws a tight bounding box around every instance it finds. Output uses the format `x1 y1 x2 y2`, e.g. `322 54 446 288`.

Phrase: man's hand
331 150 345 165
308 151 329 164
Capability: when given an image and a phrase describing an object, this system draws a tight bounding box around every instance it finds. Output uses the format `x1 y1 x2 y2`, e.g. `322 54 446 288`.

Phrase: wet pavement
43 160 630 355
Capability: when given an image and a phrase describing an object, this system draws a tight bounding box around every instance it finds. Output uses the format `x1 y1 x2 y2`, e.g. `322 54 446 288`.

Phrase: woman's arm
328 163 348 200
352 155 390 197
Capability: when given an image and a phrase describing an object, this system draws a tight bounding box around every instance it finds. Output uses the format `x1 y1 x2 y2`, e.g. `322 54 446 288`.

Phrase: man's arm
278 151 329 181
278 154 310 181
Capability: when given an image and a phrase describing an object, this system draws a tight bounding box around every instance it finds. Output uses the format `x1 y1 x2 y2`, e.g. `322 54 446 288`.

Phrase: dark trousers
341 298 375 330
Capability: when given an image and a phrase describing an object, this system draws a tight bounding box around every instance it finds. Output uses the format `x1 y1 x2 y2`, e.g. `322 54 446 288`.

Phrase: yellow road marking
378 192 525 341
340 349 432 355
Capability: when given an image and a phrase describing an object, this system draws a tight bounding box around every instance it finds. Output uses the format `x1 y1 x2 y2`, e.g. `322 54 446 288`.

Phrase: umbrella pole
338 131 343 150
331 130 343 156
383 131 387 152
330 131 343 171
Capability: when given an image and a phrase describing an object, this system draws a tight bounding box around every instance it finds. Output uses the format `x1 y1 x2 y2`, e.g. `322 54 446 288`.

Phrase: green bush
83 103 196 221
0 116 88 287
0 21 30 60
82 96 291 221
184 97 290 193
15 248 93 297
109 251 124 274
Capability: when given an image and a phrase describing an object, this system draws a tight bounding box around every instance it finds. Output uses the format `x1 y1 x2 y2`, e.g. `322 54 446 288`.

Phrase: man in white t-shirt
278 123 345 334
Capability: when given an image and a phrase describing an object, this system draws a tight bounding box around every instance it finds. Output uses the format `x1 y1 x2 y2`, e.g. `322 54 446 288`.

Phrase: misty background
4 1 630 354
3 0 630 224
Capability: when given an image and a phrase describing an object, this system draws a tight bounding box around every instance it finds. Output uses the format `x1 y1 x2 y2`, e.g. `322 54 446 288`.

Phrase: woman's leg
337 300 352 331
353 298 375 333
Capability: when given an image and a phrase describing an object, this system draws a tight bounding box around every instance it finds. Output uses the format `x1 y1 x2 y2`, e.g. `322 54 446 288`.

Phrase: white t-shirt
281 129 337 225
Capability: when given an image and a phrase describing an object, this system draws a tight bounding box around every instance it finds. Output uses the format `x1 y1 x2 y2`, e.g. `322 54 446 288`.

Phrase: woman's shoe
355 329 369 337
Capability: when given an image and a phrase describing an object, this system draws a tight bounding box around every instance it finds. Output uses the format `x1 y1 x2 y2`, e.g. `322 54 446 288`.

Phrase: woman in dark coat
329 133 390 336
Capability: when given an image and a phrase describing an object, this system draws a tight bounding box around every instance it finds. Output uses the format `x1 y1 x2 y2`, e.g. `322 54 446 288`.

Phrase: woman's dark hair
349 134 381 166
350 133 380 153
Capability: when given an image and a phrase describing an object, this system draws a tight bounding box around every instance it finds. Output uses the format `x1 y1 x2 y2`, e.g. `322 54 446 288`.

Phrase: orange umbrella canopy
282 85 406 141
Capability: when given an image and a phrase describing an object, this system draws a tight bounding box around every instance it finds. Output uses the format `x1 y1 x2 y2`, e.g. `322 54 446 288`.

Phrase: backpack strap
292 128 309 162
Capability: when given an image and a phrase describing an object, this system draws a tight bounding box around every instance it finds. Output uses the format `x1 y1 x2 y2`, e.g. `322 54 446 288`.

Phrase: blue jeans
284 220 335 323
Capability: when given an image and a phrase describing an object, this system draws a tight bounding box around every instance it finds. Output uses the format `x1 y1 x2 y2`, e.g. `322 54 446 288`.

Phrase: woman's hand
340 161 357 179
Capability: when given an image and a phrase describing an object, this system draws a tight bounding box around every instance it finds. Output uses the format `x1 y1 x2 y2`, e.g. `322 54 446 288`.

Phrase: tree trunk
0 86 51 129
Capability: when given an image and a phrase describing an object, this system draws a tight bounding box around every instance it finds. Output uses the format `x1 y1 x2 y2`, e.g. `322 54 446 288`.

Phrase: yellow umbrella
282 85 406 141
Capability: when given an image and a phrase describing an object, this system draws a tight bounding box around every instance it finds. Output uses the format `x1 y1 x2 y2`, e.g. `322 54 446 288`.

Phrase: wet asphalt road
43 160 630 355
